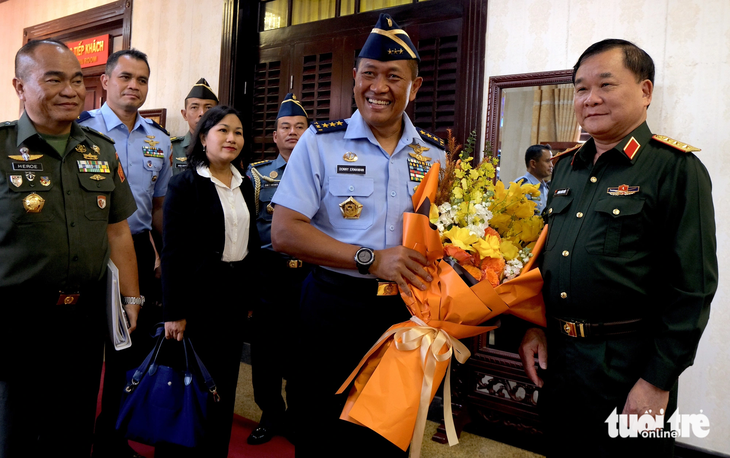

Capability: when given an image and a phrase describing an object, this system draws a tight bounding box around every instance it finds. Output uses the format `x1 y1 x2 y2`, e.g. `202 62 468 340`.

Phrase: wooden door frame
23 0 132 48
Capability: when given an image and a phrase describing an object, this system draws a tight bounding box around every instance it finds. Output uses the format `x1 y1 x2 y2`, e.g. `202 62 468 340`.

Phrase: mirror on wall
485 70 581 184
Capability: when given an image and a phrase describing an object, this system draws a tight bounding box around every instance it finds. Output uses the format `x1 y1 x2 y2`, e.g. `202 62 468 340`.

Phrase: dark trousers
0 285 106 458
95 232 161 451
293 268 410 458
250 253 309 433
156 258 253 458
540 329 677 457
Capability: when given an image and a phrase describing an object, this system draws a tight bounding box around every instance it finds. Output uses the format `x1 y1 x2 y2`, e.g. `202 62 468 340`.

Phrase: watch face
357 249 373 264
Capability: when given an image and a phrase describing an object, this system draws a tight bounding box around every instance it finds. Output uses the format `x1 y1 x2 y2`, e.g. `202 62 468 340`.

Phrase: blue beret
358 13 420 62
277 93 308 119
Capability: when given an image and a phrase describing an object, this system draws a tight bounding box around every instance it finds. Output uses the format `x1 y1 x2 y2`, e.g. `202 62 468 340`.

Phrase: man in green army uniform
0 39 139 457
170 78 218 175
519 39 718 457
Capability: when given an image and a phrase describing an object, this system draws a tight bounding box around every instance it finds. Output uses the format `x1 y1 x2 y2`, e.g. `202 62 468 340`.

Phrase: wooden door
83 75 105 111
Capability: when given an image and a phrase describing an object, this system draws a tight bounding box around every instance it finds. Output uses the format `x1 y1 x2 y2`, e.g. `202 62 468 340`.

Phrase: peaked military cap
277 93 308 119
186 78 219 102
358 13 420 62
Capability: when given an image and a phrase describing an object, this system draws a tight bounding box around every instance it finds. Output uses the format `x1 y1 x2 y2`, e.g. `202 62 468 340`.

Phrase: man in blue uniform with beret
245 93 309 445
519 39 717 457
78 48 171 458
271 13 446 457
171 78 218 176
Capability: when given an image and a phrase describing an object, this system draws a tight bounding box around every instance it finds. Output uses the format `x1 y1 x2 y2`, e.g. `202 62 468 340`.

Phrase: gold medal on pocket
23 193 45 213
339 196 363 219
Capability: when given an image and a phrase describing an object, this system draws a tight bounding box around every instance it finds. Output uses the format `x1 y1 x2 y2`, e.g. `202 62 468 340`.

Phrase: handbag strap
124 331 165 393
185 338 221 402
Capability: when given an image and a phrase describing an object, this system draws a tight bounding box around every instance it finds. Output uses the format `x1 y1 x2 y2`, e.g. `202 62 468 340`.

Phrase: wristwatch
122 296 145 308
354 247 375 275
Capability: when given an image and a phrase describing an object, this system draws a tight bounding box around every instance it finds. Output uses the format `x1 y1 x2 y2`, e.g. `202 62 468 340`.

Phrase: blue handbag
115 331 220 448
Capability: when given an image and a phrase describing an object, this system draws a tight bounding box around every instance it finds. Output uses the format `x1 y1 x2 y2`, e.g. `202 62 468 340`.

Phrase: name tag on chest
11 162 43 171
337 165 366 175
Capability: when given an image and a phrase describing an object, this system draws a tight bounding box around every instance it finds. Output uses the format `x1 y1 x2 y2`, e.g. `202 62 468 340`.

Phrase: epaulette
143 118 170 136
312 119 347 134
0 120 17 128
79 125 115 144
651 135 700 153
249 159 273 168
416 128 446 149
551 143 581 163
77 111 92 123
171 136 183 142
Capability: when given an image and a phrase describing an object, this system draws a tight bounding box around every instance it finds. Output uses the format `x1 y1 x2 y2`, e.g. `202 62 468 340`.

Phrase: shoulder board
0 120 17 129
249 159 273 168
77 111 92 123
143 117 170 136
171 136 184 142
416 128 446 149
79 125 115 144
551 143 581 163
651 135 700 153
312 119 347 134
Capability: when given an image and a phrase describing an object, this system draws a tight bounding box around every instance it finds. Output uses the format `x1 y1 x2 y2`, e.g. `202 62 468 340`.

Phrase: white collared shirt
197 165 250 262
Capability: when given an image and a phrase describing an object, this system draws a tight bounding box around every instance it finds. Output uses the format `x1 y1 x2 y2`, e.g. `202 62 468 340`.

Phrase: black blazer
161 167 260 322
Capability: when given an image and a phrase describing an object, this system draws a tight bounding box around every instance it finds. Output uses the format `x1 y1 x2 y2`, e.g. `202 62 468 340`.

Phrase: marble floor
233 360 543 458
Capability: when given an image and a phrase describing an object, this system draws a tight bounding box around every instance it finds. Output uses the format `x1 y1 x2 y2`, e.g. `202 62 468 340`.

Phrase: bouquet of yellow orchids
337 131 547 458
434 131 546 288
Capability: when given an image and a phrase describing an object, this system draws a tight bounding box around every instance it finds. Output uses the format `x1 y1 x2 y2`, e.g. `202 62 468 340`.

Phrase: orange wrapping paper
337 163 547 456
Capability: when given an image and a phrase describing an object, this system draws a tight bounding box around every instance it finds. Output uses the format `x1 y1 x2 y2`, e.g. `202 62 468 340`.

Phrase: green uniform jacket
170 131 192 176
543 121 718 393
0 113 137 292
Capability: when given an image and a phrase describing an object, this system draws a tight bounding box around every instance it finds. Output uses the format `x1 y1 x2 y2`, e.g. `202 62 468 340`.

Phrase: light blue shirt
78 102 172 234
273 110 445 278
514 171 549 215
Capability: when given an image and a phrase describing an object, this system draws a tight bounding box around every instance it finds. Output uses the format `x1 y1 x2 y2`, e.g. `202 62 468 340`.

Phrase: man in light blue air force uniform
78 48 171 458
270 13 446 458
245 93 310 446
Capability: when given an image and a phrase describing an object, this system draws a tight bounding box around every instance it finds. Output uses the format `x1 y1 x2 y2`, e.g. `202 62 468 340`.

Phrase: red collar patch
623 136 641 160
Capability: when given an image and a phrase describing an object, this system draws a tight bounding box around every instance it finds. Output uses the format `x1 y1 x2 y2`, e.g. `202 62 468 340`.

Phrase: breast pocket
143 157 163 186
545 196 573 250
257 184 278 223
327 176 374 230
7 174 55 224
78 174 116 221
585 197 645 257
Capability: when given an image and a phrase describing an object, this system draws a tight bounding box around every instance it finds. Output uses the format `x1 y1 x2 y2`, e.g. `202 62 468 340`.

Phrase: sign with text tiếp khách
66 35 110 69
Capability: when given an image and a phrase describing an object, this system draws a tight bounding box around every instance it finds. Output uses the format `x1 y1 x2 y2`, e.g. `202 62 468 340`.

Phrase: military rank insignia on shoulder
1 120 17 129
313 119 347 134
651 135 700 153
171 136 183 142
250 159 273 168
77 111 93 123
79 125 115 144
416 128 445 149
144 118 170 136
551 143 581 163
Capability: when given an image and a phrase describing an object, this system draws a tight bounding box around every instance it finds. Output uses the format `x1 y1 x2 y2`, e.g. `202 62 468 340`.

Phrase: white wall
484 0 730 453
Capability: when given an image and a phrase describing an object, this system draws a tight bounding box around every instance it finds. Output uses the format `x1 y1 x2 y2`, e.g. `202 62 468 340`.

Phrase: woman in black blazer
160 106 259 457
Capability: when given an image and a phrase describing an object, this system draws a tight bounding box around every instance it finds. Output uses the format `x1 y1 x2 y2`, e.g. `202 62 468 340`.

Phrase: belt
551 317 644 338
56 292 80 305
313 266 399 296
